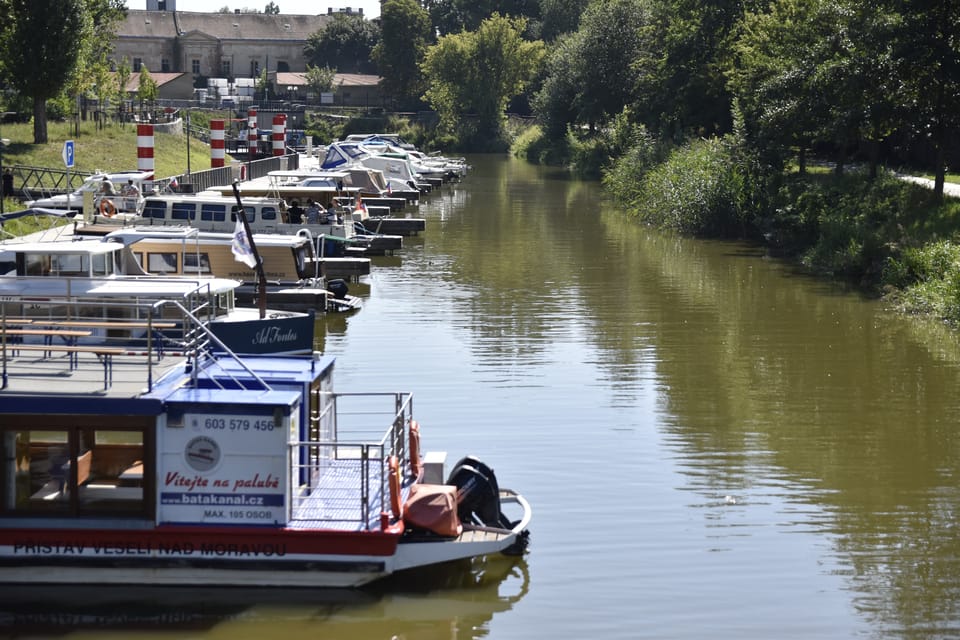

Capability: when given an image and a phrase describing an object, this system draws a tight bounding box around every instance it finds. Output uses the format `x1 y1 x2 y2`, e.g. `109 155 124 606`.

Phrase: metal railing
289 391 414 530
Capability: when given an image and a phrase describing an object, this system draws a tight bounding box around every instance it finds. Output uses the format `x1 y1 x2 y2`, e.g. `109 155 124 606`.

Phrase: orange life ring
409 420 422 479
388 455 402 520
99 198 117 217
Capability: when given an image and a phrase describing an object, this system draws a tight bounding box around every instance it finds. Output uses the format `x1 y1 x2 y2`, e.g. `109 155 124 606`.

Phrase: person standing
2 169 13 199
306 200 320 224
288 200 304 224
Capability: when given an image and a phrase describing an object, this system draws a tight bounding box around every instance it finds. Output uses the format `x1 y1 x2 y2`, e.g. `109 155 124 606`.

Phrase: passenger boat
0 319 532 588
113 192 403 256
100 227 363 312
0 239 316 356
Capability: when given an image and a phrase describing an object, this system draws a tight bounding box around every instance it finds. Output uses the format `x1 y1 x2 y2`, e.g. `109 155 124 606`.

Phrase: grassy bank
514 125 960 325
0 119 219 213
1 120 210 178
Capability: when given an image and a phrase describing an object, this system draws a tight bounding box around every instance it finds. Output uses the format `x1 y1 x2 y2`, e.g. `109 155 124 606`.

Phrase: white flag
231 216 257 268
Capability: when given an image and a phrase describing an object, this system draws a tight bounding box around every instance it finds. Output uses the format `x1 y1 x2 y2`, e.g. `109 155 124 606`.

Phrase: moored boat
100 226 363 313
0 239 316 355
0 326 531 588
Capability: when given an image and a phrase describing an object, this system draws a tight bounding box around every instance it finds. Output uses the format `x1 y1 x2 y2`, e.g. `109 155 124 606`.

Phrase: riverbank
513 125 960 326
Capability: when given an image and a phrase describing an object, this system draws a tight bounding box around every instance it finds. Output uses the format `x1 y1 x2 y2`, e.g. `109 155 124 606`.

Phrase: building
112 7 383 107
114 10 331 79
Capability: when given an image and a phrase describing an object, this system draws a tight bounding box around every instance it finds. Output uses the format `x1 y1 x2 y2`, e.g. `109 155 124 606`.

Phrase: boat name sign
159 413 287 525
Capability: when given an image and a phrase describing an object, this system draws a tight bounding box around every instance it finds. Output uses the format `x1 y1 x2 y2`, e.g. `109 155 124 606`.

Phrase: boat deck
0 349 186 396
290 457 392 531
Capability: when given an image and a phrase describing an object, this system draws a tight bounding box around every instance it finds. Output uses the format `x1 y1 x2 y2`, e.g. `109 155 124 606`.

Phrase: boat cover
402 484 462 537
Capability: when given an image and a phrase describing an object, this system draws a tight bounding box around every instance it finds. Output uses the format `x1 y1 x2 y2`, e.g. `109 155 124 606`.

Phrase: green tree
372 0 433 110
264 1 280 14
304 64 336 102
532 32 582 137
729 0 902 177
727 0 826 170
136 65 158 117
633 0 752 139
533 0 647 136
305 14 380 74
423 0 541 36
422 13 545 141
888 0 960 199
115 56 132 118
538 0 590 41
257 68 272 100
0 0 88 143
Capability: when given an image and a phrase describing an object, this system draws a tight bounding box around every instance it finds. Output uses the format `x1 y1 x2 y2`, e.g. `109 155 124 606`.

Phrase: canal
5 154 960 638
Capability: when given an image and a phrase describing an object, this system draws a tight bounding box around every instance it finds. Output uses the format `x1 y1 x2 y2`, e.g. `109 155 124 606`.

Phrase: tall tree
264 1 280 14
0 0 88 143
538 0 590 41
304 64 336 101
889 0 960 199
422 13 545 139
372 0 433 110
729 0 902 176
633 0 753 139
136 65 158 117
532 0 647 135
305 14 380 74
423 0 541 36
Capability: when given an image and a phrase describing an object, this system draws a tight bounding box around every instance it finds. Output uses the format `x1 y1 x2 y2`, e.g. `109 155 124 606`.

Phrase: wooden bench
50 320 178 329
2 344 126 388
30 450 93 501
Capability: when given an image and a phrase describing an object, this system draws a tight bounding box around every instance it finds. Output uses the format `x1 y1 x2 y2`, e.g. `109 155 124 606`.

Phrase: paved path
898 175 960 198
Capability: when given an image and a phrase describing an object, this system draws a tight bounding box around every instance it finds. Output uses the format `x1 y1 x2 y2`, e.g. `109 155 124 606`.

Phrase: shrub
627 137 753 236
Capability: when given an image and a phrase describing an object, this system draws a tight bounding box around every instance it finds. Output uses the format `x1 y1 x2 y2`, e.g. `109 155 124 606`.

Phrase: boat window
51 253 87 276
92 251 115 277
23 254 51 276
200 203 227 222
147 252 178 274
183 252 211 274
142 200 167 219
0 426 148 518
261 206 278 221
172 203 196 221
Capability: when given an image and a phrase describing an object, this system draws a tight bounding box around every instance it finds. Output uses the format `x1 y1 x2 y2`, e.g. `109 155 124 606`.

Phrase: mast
231 180 267 318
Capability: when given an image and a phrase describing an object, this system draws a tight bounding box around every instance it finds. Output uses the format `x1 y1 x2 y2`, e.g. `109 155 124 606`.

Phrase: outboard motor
327 278 349 300
446 456 512 529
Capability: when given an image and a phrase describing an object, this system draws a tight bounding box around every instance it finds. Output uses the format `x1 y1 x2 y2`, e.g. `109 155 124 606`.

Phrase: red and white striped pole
137 123 154 192
272 114 286 156
210 119 225 168
247 108 258 157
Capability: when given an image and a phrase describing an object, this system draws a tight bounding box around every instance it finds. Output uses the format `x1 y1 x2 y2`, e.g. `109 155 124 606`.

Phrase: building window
133 57 142 72
161 58 170 72
221 59 231 77
250 61 260 77
277 61 290 73
192 59 200 75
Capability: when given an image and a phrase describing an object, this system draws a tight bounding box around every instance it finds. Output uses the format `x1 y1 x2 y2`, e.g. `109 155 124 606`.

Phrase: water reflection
0 556 529 638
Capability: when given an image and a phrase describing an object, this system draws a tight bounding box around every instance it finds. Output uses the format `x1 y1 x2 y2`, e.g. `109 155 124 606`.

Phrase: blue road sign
62 140 75 168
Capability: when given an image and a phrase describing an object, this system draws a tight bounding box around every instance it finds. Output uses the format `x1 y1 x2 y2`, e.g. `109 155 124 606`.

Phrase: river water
5 155 960 639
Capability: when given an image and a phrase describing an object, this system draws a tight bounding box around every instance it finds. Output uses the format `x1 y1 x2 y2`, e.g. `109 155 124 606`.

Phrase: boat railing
0 291 272 392
289 391 414 530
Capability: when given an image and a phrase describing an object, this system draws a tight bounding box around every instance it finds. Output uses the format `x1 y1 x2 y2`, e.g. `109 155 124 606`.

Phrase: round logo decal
184 436 221 472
